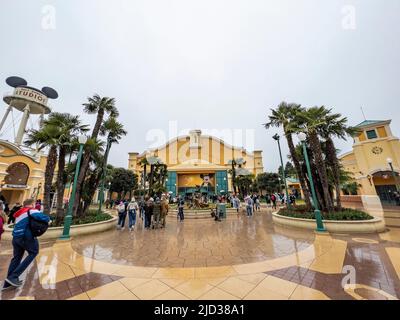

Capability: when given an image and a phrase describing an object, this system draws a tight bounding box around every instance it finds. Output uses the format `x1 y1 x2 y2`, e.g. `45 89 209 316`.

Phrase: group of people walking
115 195 170 231
230 194 262 216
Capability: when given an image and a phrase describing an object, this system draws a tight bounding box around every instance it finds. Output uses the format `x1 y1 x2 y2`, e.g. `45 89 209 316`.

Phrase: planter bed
272 212 385 233
2 216 117 241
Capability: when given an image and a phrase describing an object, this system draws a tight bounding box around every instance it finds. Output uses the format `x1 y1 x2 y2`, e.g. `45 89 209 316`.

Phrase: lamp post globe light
60 135 88 240
273 133 291 209
387 158 400 191
298 132 326 232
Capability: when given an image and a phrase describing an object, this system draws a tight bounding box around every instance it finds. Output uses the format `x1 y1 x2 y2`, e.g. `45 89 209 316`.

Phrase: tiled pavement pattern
71 212 314 267
0 209 400 300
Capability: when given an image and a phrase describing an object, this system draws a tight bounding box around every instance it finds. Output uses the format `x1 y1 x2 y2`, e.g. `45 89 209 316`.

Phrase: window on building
366 130 378 139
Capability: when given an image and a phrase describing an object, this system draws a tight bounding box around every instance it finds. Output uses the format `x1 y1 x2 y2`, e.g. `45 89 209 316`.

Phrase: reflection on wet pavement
72 213 314 267
0 209 399 300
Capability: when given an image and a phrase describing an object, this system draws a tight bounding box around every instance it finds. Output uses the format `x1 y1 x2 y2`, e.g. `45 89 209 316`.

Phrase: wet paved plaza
1 209 400 300
72 212 314 268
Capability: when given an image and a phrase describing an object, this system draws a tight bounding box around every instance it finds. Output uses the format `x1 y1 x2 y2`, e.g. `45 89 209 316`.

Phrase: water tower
0 76 58 145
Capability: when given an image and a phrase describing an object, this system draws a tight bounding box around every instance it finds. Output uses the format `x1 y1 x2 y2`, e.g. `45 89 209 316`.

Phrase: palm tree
228 158 245 195
44 113 89 222
24 124 60 214
79 138 105 215
264 102 312 210
298 106 334 212
96 117 127 210
139 157 149 195
73 95 119 216
319 113 358 210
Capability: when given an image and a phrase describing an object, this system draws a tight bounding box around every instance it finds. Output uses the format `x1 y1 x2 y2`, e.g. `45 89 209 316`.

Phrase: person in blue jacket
2 198 50 291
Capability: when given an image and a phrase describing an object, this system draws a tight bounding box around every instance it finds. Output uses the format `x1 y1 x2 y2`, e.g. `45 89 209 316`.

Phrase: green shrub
278 206 373 221
50 210 113 227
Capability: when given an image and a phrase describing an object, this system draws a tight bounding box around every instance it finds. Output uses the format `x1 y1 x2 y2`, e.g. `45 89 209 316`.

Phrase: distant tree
278 161 297 179
110 168 138 200
256 172 283 194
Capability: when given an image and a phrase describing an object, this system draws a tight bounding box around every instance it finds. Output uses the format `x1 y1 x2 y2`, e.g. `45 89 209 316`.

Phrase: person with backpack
153 198 161 229
2 198 49 290
255 197 261 211
144 197 154 229
116 201 127 230
271 193 277 210
232 195 240 213
246 196 253 217
178 198 185 222
127 198 139 232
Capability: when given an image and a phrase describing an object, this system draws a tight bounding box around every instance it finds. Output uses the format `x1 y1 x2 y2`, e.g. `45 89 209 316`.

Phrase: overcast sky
1 0 399 171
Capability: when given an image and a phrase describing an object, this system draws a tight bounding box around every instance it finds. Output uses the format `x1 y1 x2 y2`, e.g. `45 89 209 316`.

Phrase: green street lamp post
273 133 291 209
98 136 113 213
60 135 88 240
298 132 326 232
387 158 400 192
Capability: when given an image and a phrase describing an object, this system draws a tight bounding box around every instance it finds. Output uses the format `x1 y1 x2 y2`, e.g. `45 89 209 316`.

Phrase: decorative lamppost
298 132 326 232
273 133 291 209
60 135 88 240
387 158 399 191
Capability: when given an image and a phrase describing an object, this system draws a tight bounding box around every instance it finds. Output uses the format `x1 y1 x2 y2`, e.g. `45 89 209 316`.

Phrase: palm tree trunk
43 145 58 215
72 151 91 216
309 132 334 212
82 171 101 216
73 109 105 216
149 165 154 195
285 133 312 210
231 163 237 194
55 145 67 223
326 137 342 210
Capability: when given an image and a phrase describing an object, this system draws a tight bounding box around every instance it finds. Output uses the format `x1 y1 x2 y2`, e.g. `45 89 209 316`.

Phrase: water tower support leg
0 105 12 133
15 104 30 145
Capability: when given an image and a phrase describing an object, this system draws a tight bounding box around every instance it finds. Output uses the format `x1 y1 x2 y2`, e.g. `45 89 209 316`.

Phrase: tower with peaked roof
339 119 400 225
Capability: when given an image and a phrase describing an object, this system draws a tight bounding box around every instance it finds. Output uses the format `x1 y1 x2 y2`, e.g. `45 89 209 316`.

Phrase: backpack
118 206 125 213
27 210 49 237
271 195 276 201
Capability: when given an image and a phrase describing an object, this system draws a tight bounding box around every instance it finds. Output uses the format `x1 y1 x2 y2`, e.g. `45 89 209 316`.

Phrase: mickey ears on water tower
6 76 59 100
41 87 59 99
5 76 28 87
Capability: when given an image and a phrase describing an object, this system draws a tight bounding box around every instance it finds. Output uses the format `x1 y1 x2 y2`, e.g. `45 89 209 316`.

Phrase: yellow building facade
339 120 400 209
128 130 264 197
0 140 46 206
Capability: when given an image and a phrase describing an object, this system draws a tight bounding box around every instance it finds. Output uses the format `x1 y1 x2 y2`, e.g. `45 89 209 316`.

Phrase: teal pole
273 134 291 209
60 143 85 240
301 141 326 232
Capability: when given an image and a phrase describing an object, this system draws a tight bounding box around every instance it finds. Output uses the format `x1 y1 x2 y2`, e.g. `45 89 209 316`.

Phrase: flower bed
50 210 113 227
2 211 116 241
272 206 385 233
278 206 374 221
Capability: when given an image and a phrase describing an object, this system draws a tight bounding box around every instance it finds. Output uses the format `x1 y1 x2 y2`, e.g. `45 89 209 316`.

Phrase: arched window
5 162 30 186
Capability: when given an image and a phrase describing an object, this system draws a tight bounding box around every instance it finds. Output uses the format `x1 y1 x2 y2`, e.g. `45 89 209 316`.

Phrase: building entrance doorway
373 171 399 206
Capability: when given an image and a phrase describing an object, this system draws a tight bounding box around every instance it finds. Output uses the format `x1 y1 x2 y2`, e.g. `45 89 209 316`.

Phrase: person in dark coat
144 197 154 229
